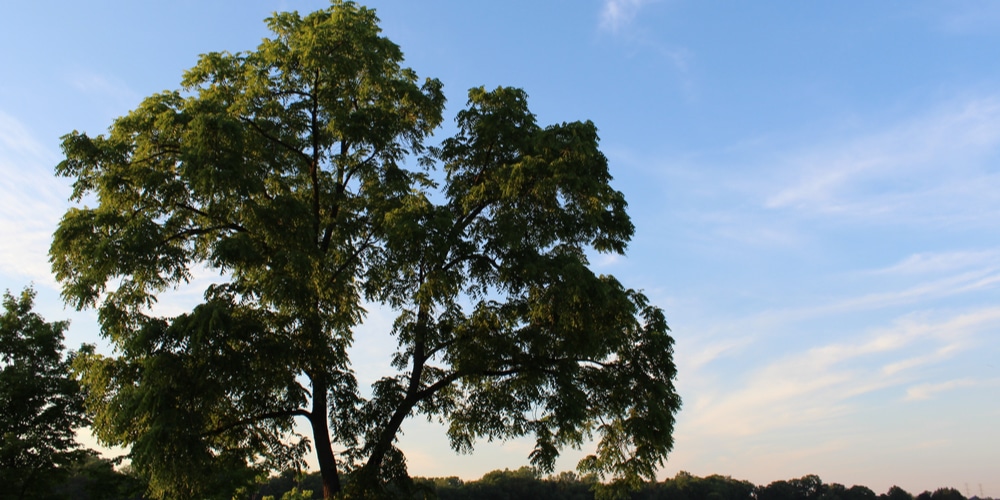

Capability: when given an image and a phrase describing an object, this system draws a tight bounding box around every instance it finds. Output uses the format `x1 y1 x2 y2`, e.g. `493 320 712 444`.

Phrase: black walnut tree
51 2 681 498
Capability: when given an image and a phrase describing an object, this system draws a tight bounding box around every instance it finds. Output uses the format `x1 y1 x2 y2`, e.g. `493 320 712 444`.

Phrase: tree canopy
50 1 680 498
0 288 89 500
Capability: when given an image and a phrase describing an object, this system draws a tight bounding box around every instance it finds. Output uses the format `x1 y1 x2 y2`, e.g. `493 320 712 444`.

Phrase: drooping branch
173 203 249 233
129 146 184 166
241 117 313 167
161 224 247 245
440 251 502 274
174 202 211 218
414 370 465 402
328 234 374 280
200 408 311 438
413 356 583 404
449 201 490 242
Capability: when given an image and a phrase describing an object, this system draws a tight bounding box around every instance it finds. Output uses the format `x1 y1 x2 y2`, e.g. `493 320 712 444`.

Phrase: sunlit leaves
52 2 445 497
50 2 678 498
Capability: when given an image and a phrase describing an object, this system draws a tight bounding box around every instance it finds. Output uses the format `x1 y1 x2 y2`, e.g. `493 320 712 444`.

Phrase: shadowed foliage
1 288 89 500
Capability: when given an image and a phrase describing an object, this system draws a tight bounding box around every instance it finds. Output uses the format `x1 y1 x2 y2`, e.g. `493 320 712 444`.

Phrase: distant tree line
249 467 992 500
13 457 988 500
12 455 992 500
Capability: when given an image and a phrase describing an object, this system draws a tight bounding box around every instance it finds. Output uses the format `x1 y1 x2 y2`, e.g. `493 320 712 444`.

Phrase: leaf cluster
71 299 310 498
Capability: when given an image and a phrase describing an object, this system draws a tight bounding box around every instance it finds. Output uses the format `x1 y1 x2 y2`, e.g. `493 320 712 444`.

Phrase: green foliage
263 487 317 500
845 485 878 500
49 1 680 498
257 470 323 499
0 287 89 500
70 302 308 499
423 467 594 500
881 486 915 500
627 471 753 500
51 453 147 500
929 489 967 500
757 475 885 500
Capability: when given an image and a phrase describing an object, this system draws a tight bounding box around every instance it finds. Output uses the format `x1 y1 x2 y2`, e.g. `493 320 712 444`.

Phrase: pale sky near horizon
2 1 999 496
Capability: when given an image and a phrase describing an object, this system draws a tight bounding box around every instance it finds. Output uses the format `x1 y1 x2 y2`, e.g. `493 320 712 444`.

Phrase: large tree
51 1 680 498
0 288 88 500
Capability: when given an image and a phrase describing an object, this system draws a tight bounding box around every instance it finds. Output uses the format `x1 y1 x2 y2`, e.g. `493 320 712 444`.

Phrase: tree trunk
357 309 433 488
358 395 413 483
309 374 341 499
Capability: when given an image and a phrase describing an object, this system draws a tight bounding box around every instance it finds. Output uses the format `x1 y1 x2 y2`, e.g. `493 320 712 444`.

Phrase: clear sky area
2 0 998 496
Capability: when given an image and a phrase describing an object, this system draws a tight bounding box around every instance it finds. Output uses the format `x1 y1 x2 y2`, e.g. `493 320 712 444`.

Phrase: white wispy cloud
593 252 623 268
683 336 755 372
669 243 1000 391
882 345 959 377
729 267 1000 331
872 249 1000 276
599 0 654 33
818 270 1000 315
765 97 1000 224
903 377 998 401
0 111 56 161
0 111 68 287
683 303 999 438
595 0 694 91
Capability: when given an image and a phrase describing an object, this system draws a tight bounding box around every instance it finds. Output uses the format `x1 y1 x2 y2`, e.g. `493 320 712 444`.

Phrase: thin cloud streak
904 377 999 401
697 266 1000 340
670 265 1000 376
871 249 1000 276
683 337 755 372
0 111 56 162
683 304 998 439
765 97 1000 222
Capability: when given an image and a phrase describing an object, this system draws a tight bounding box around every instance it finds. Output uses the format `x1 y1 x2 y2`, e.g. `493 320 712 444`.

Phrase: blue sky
2 0 999 495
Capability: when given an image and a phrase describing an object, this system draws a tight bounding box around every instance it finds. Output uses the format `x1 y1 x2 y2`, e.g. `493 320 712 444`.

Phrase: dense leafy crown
50 1 680 498
1 288 89 498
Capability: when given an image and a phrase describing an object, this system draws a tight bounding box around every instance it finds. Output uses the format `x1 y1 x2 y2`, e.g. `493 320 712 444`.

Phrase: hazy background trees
250 469 988 500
